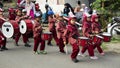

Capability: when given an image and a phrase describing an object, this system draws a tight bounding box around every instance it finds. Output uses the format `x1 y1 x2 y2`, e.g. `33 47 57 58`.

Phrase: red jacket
82 21 92 37
48 17 56 31
91 14 101 33
33 20 43 39
63 24 80 44
56 21 66 39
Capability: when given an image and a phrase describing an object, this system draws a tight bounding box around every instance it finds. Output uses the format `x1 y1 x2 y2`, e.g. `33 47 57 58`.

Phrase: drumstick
64 44 68 54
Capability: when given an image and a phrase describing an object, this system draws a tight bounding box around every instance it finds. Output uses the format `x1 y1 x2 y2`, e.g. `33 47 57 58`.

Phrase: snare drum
93 35 103 43
102 32 111 42
42 32 52 40
2 20 19 38
19 19 33 34
78 37 89 46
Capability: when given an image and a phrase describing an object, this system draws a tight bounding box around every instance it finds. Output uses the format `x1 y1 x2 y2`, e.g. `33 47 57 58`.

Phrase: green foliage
91 0 120 28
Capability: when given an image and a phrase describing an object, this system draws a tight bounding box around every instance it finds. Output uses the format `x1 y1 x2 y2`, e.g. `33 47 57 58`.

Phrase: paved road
0 38 120 68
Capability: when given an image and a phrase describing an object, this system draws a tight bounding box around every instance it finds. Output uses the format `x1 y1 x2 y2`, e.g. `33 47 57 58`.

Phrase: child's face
35 17 41 22
22 12 26 15
0 11 3 15
70 18 76 25
87 17 91 21
58 16 63 21
95 18 98 22
17 10 22 16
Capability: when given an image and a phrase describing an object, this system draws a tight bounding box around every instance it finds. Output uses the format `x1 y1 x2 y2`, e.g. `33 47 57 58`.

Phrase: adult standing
63 3 75 16
74 1 81 13
25 0 36 19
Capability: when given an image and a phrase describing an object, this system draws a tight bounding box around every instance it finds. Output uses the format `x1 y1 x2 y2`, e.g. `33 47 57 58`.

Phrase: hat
0 8 3 12
47 10 54 15
22 9 27 12
85 12 91 17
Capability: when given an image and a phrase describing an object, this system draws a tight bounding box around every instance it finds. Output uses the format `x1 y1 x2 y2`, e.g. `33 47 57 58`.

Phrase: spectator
63 3 75 16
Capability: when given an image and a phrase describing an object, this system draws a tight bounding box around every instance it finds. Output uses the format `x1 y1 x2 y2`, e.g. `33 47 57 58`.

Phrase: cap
22 9 27 12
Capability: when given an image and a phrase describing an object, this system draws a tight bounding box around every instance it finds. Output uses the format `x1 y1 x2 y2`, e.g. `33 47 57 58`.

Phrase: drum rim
43 32 52 34
2 21 14 38
102 32 111 36
95 35 103 39
78 37 89 39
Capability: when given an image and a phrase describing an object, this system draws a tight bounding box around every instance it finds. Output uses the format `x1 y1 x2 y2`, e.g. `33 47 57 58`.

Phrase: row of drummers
0 8 112 63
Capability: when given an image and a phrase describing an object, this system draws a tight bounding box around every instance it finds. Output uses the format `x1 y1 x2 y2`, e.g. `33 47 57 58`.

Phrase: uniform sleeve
56 22 62 32
82 23 90 37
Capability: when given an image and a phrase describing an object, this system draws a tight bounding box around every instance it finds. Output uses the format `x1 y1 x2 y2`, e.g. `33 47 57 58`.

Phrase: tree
91 0 120 28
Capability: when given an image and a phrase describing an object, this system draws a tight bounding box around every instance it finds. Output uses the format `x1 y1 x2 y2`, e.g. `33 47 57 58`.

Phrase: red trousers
93 40 103 53
71 43 80 59
15 32 28 43
0 38 6 47
81 40 94 56
48 30 59 45
34 36 45 51
0 32 6 47
58 38 65 52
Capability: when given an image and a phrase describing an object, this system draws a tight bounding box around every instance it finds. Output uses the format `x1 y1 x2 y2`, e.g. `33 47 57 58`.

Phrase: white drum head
78 37 89 40
2 22 14 38
43 32 52 34
102 32 111 36
96 35 103 39
19 20 27 34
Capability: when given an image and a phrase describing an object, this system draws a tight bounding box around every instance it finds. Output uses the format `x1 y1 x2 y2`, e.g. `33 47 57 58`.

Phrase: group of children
32 9 104 63
0 1 105 63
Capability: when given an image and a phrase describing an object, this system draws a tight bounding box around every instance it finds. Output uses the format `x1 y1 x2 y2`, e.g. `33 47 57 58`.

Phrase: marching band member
91 13 104 55
0 8 8 51
47 10 59 46
80 13 98 59
8 8 16 20
33 13 47 54
14 8 31 47
63 16 80 63
56 14 66 53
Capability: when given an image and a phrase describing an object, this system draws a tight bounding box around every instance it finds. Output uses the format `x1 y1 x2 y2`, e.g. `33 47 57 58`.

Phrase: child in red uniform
47 10 59 46
14 8 30 47
0 8 8 51
91 14 104 55
56 14 66 53
63 16 80 63
81 13 98 59
33 13 47 54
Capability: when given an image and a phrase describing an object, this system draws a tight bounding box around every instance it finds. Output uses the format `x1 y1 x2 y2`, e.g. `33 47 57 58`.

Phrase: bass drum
19 19 34 34
2 20 19 38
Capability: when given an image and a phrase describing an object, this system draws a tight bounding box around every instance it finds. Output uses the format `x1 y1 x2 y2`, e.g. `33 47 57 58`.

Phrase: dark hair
64 3 75 14
77 1 81 5
88 8 93 15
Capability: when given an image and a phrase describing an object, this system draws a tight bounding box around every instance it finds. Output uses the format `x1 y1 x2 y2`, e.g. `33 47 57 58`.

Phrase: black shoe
14 42 19 46
72 58 79 63
1 47 8 50
60 50 65 54
24 43 31 47
0 48 4 51
47 43 53 46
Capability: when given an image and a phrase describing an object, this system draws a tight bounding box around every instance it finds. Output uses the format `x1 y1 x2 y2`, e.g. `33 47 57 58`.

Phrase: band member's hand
64 42 66 45
90 35 93 37
101 29 104 32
